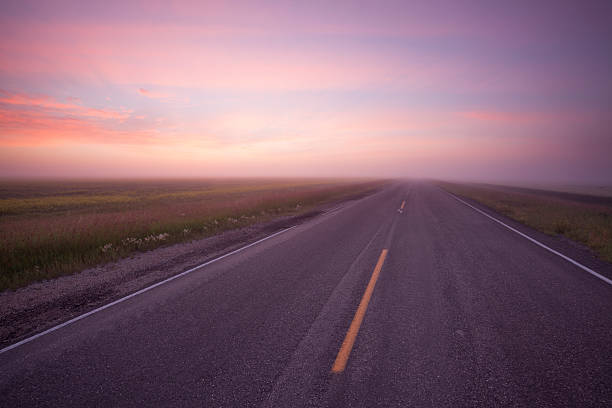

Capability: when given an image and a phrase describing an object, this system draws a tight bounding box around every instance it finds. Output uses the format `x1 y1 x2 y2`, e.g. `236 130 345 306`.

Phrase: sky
0 0 611 182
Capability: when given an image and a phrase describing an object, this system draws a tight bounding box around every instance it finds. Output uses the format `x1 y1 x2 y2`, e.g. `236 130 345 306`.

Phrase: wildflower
122 237 139 246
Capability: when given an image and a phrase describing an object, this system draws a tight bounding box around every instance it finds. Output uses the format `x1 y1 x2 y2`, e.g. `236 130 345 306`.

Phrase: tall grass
439 182 612 263
0 179 384 291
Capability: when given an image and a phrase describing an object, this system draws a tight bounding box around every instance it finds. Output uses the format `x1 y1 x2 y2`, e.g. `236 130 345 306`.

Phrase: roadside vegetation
0 178 385 291
439 182 612 263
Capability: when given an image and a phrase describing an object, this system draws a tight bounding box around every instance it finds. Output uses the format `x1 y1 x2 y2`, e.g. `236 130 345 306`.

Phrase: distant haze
1 1 611 183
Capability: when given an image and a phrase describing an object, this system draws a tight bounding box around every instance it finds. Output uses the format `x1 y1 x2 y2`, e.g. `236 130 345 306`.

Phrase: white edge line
445 191 612 286
0 226 297 355
325 205 343 213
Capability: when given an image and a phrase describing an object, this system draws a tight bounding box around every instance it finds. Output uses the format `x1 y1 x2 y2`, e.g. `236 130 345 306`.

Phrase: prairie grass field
439 182 612 263
0 178 385 291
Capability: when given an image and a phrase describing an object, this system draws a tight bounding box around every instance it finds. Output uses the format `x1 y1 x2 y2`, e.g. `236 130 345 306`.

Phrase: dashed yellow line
331 249 389 373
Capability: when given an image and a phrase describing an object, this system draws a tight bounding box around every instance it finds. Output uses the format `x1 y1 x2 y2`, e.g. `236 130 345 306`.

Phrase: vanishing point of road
1 182 611 407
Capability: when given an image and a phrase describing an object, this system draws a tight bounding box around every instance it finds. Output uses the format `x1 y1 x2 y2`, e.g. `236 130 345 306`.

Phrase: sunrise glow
1 1 611 182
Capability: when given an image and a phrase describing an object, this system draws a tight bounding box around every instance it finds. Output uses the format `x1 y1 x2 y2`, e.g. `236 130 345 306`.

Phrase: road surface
1 182 611 407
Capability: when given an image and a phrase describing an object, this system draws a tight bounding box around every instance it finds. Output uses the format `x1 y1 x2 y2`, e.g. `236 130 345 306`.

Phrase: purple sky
1 0 611 182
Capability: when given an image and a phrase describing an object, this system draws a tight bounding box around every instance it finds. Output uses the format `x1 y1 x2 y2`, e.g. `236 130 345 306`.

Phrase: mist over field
0 178 383 290
1 1 611 184
1 0 611 293
3 4 612 407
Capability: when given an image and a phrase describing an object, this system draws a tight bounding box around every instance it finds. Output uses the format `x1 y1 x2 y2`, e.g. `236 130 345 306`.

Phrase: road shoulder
0 194 370 347
439 186 612 283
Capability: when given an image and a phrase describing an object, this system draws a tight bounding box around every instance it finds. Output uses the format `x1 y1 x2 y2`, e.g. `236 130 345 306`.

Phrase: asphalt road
1 182 611 407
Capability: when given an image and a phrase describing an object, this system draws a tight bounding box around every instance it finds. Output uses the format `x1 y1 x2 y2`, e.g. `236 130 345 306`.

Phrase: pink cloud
138 88 168 99
0 107 152 146
458 109 597 126
0 90 163 146
0 21 457 92
0 90 131 120
460 110 543 123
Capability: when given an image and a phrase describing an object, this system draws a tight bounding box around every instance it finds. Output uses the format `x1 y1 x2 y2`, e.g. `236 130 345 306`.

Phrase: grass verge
438 182 612 263
0 179 386 291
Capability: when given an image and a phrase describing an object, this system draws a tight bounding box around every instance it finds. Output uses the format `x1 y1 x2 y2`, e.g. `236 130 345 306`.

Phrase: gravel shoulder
0 201 344 347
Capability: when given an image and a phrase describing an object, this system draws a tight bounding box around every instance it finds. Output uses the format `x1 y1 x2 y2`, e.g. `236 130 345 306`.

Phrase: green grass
0 178 386 291
0 179 334 215
438 182 612 263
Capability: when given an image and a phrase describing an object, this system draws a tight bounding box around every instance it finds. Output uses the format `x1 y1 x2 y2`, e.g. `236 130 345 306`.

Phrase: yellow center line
331 249 389 373
400 200 405 210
